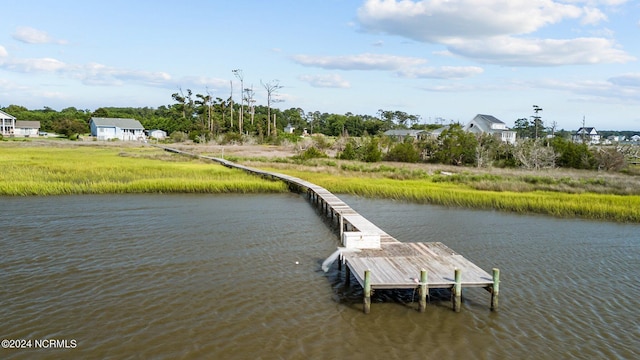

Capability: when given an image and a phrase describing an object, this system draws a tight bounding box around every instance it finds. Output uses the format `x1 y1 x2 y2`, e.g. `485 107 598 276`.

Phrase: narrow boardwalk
158 146 499 313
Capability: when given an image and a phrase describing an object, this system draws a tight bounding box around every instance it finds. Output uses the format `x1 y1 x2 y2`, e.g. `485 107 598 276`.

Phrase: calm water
1 194 638 360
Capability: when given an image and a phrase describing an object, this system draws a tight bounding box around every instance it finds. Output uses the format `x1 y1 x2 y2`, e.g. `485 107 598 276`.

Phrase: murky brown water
1 194 638 359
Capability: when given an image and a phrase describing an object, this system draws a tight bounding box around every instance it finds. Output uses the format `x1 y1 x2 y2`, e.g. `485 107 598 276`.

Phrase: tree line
2 90 638 172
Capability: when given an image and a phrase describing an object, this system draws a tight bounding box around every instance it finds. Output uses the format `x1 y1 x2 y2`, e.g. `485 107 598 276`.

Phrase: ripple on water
1 194 639 359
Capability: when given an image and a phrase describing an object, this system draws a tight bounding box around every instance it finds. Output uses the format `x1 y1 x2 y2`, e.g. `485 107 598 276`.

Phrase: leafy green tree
513 118 533 139
53 119 89 138
92 107 110 118
551 137 596 169
432 124 478 165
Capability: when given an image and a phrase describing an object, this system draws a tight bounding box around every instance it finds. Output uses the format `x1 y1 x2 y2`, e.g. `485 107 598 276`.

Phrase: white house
90 117 145 141
284 123 295 134
14 121 41 137
464 114 516 144
1 109 16 137
572 127 600 144
147 129 167 140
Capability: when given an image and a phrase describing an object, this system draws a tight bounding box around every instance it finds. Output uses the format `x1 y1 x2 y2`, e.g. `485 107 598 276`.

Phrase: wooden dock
159 146 499 313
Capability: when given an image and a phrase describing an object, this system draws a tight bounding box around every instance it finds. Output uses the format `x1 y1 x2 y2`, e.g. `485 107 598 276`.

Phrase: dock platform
159 145 499 313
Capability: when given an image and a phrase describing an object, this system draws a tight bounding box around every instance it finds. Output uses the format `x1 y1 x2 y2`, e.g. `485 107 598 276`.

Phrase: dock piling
363 270 371 314
419 269 428 312
491 268 500 311
452 268 462 312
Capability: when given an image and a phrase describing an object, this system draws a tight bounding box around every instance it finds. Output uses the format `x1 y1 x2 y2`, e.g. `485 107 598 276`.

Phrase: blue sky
1 0 639 131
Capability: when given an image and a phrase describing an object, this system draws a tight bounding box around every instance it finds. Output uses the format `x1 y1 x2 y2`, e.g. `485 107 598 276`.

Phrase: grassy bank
3 141 640 223
0 143 288 195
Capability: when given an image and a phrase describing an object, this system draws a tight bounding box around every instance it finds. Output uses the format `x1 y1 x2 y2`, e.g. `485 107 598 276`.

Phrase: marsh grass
0 145 288 195
4 142 640 222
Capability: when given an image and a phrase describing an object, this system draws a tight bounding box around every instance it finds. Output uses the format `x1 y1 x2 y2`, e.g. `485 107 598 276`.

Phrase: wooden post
419 269 428 312
452 268 462 312
339 214 344 241
345 265 350 286
363 270 371 314
491 268 500 311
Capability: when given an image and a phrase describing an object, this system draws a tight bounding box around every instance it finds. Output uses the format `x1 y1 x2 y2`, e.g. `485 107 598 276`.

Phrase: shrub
220 132 243 145
360 137 382 163
170 131 188 143
295 147 328 161
385 141 420 163
337 141 358 160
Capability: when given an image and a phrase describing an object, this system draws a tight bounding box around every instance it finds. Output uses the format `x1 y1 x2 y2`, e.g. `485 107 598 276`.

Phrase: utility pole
532 105 543 139
229 80 234 131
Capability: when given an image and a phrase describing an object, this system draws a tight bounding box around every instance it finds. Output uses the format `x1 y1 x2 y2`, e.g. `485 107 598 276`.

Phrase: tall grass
265 168 640 223
0 145 288 195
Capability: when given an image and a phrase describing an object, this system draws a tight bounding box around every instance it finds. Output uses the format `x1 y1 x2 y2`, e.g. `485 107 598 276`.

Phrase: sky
1 0 640 131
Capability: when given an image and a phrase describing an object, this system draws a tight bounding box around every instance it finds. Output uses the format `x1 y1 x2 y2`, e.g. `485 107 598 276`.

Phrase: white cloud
298 74 351 88
12 26 67 45
0 45 7 57
397 66 484 79
291 53 426 70
357 0 584 42
580 7 608 25
449 36 635 65
2 57 67 72
356 0 631 66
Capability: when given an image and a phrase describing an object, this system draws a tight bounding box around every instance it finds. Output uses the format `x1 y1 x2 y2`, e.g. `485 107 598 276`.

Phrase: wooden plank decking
158 146 499 312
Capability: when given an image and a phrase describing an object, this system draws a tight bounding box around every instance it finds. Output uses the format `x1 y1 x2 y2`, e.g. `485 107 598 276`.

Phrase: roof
574 127 597 135
466 114 506 133
383 129 425 136
15 121 40 128
90 117 144 129
0 110 17 120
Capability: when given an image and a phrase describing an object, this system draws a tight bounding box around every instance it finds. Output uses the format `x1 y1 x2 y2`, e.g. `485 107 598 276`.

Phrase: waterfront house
0 109 16 136
14 121 41 137
90 117 145 141
383 129 428 142
464 114 516 144
572 127 600 144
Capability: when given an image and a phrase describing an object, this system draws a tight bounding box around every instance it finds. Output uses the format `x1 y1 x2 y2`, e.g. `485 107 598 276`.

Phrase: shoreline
2 139 640 223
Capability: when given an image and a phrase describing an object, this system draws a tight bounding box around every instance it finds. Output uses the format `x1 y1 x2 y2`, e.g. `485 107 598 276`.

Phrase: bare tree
233 69 244 134
245 85 256 126
514 139 556 170
261 80 284 136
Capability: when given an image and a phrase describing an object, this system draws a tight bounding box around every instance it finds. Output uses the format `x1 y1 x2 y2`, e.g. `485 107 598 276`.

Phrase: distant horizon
2 1 639 131
4 104 639 134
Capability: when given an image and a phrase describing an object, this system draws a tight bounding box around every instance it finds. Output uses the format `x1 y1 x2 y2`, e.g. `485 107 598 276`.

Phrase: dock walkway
158 146 499 313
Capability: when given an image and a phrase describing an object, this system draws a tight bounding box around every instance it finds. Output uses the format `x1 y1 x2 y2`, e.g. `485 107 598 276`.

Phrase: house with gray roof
90 117 146 141
1 109 17 137
383 129 428 142
464 114 516 144
15 121 41 137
